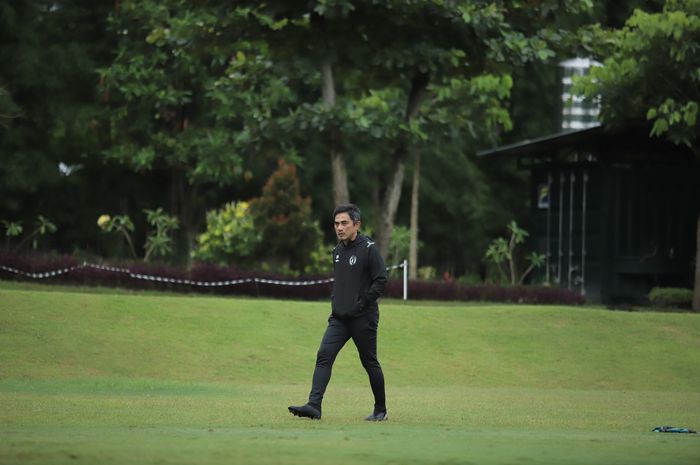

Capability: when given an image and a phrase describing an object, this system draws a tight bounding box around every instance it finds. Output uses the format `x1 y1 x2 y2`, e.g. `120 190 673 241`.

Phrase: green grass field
1 281 699 464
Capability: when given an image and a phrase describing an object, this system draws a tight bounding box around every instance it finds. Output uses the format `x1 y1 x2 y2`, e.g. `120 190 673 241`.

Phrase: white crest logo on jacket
349 255 357 266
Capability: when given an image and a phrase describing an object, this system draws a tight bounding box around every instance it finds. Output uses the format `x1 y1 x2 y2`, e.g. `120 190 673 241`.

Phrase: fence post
403 259 408 301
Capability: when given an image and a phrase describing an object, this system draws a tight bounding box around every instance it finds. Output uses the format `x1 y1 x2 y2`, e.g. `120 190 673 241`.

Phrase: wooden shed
480 125 700 303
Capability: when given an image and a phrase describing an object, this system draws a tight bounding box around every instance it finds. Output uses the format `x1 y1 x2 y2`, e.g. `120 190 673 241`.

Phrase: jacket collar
341 232 365 249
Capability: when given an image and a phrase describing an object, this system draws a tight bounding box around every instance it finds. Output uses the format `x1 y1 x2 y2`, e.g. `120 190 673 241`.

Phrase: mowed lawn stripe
1 283 699 465
1 285 699 390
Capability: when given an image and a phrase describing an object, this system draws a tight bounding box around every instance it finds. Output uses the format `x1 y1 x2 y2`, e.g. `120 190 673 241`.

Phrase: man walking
288 204 388 421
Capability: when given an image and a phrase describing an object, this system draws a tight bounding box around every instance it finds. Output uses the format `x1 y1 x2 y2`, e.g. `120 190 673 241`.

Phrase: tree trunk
408 145 422 279
376 153 406 257
170 168 198 266
694 214 700 312
508 232 517 285
330 145 349 206
321 59 349 206
371 179 381 218
376 72 429 257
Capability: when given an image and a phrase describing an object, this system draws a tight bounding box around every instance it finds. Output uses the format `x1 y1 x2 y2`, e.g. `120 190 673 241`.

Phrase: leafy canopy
99 0 294 185
575 0 700 150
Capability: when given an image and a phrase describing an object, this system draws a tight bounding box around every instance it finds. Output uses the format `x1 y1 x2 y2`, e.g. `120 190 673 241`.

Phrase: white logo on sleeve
349 255 357 266
335 254 340 263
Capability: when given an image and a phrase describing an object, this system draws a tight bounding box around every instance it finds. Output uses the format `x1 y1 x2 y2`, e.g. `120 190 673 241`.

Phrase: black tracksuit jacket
330 233 388 319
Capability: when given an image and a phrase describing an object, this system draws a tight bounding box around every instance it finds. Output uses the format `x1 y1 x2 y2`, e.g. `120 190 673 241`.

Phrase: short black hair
333 203 361 223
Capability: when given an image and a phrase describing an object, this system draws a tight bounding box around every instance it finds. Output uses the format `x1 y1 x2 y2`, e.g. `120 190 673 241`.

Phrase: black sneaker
365 410 388 421
288 403 321 420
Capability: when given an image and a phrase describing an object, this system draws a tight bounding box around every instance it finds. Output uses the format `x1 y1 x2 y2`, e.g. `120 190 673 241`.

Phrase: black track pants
308 311 386 412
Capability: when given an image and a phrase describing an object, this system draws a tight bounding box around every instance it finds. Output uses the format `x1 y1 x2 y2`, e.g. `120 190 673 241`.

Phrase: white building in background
559 58 602 130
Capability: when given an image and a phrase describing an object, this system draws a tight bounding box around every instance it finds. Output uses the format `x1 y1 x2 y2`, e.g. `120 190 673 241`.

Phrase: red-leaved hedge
0 249 584 305
385 280 584 305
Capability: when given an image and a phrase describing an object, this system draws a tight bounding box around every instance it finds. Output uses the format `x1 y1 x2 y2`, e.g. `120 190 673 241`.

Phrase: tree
405 71 516 274
0 0 114 252
408 145 422 279
258 1 595 256
0 0 610 279
98 1 294 259
574 0 700 310
576 0 699 151
418 137 529 278
249 159 323 272
0 86 20 128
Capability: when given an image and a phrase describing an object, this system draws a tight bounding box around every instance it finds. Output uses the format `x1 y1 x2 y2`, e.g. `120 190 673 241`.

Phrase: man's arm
365 244 387 303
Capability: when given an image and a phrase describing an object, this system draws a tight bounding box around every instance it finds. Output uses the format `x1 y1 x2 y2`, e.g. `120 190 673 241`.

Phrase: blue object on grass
652 426 697 433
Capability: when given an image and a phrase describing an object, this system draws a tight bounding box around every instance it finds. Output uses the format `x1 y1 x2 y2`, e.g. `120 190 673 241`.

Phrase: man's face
334 212 360 242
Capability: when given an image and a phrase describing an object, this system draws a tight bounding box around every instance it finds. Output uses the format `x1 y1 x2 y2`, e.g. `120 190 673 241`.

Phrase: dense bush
1 249 585 305
249 160 324 272
192 201 261 268
193 161 327 275
385 280 585 305
302 242 334 276
648 287 693 309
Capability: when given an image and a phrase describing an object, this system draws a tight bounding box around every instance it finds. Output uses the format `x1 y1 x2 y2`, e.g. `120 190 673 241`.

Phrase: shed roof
477 124 696 160
477 126 603 158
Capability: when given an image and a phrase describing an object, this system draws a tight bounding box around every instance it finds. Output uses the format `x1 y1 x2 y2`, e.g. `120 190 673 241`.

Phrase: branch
508 231 517 285
519 263 536 285
122 230 138 259
405 72 430 122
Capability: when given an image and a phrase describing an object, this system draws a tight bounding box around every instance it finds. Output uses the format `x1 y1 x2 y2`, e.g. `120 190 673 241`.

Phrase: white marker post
403 259 408 301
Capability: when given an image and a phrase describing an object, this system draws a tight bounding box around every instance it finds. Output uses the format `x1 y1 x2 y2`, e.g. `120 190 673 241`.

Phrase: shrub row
0 249 332 300
648 287 693 309
385 279 585 305
0 249 584 305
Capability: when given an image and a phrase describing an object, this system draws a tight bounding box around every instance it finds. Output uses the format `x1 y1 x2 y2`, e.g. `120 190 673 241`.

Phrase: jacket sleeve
365 243 387 303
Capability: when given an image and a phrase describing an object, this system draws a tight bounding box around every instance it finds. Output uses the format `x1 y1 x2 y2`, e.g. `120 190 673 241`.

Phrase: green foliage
485 221 545 285
143 208 179 262
1 215 57 251
386 225 410 269
99 1 292 185
0 0 112 233
648 287 693 309
417 266 437 281
97 1 297 254
98 209 178 261
33 215 57 237
574 0 700 149
0 86 20 128
192 201 261 268
485 237 511 283
1 219 23 239
193 161 327 274
33 216 56 249
302 242 334 276
418 137 529 277
250 160 323 272
98 214 138 259
258 0 595 257
0 0 605 278
423 73 514 147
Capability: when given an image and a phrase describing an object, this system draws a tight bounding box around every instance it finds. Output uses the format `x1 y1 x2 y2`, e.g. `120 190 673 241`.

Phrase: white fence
1 259 409 300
